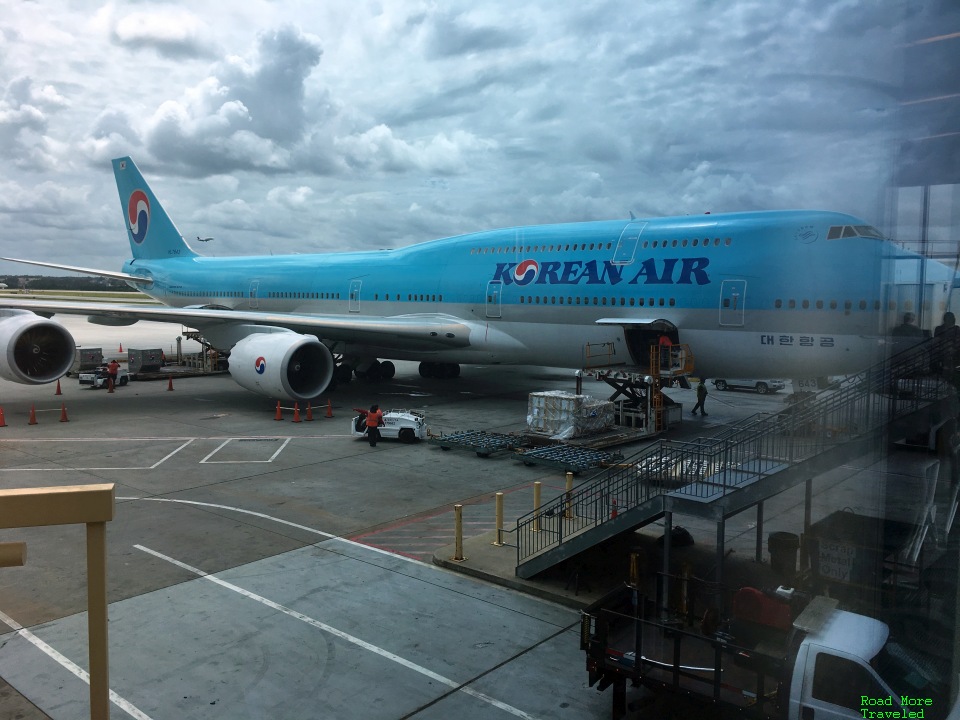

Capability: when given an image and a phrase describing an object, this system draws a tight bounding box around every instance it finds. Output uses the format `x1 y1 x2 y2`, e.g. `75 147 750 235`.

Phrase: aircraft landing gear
354 359 397 381
334 363 353 384
419 362 460 379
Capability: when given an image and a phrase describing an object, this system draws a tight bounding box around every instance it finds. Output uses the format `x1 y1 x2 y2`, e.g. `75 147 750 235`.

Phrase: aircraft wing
0 297 473 350
0 257 154 286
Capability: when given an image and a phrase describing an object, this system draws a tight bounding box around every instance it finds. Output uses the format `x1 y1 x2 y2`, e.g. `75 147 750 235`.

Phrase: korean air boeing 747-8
0 157 955 401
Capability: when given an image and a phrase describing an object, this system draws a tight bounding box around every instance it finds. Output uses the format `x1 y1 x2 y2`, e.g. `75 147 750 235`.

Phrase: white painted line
116 496 431 566
148 439 194 468
199 439 231 463
199 437 292 464
0 608 154 720
0 439 194 472
134 545 540 720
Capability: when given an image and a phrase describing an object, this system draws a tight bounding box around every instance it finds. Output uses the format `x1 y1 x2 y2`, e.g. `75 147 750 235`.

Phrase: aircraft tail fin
112 157 198 260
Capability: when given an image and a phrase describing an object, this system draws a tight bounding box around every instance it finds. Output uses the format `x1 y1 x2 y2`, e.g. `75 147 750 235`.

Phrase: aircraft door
612 222 647 265
486 281 502 318
719 280 746 326
349 280 361 313
248 280 260 309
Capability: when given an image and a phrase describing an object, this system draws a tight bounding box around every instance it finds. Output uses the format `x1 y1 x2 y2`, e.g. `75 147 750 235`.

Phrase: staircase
515 332 960 578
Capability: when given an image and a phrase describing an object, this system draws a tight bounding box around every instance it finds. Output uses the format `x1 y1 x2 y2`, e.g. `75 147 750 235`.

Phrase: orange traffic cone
292 403 302 423
28 405 37 425
326 399 333 418
167 376 174 391
611 498 618 519
119 343 123 352
0 407 6 427
274 401 283 421
305 402 314 421
60 403 69 422
55 379 62 395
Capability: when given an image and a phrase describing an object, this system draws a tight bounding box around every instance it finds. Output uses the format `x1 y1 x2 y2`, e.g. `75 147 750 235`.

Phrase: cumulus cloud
140 26 322 174
336 125 496 175
111 8 212 59
0 76 66 169
0 1 945 267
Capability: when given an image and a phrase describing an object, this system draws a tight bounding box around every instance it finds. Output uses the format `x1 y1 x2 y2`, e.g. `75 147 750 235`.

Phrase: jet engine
0 310 76 384
228 332 334 401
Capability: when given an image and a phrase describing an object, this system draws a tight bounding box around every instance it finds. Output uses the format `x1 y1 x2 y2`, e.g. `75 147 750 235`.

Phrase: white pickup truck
583 589 946 719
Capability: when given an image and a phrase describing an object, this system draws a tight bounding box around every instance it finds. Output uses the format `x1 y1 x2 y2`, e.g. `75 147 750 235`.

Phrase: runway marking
135 544 541 720
0 438 194 471
115 496 426 565
199 437 292 463
0 608 153 720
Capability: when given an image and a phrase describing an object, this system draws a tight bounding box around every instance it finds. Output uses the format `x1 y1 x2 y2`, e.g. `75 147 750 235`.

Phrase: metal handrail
517 332 960 567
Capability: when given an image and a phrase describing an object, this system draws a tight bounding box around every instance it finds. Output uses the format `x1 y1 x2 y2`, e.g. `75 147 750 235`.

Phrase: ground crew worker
691 379 708 416
107 359 121 387
365 404 384 447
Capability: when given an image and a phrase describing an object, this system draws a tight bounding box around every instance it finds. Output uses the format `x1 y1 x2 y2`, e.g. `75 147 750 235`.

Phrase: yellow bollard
493 492 504 546
533 481 541 532
452 504 466 561
564 471 574 520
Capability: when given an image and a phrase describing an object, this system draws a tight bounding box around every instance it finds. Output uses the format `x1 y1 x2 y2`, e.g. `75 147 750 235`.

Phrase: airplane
0 156 957 402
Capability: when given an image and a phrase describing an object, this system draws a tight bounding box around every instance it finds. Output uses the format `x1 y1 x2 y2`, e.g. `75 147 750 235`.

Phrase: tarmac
0 320 949 720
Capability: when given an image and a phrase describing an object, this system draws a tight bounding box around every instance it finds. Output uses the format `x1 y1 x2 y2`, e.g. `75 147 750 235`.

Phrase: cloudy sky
0 1 936 273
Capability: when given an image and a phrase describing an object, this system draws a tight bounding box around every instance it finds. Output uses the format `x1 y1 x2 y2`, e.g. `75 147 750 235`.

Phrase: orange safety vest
366 409 383 427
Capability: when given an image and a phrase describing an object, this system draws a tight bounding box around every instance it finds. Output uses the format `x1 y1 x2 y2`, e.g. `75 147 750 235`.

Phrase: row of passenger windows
170 289 244 298
268 291 340 299
775 299 882 311
517 295 676 307
372 294 444 302
469 238 733 254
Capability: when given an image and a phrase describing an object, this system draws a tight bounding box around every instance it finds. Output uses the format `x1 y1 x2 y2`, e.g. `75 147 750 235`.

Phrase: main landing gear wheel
418 362 461 379
379 360 396 379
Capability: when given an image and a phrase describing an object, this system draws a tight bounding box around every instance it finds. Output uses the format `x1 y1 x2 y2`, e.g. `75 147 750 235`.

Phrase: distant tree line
0 275 138 292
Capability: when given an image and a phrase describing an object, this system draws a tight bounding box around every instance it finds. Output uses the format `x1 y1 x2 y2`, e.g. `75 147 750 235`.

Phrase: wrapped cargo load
526 390 614 440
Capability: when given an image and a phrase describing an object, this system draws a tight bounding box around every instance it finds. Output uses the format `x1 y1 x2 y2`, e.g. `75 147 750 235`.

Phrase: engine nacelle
228 332 334 401
0 310 76 384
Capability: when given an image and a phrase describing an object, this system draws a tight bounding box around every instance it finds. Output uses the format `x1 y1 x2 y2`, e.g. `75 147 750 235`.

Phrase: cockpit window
854 225 884 239
827 225 885 240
